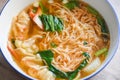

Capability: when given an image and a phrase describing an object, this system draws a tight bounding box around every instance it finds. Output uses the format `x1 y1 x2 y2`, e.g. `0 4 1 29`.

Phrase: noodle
8 0 110 80
47 3 102 72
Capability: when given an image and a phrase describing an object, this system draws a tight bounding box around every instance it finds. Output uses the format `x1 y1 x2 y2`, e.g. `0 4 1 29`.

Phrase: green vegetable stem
37 50 90 80
39 14 64 32
39 2 48 13
64 0 79 10
86 5 109 33
95 48 108 56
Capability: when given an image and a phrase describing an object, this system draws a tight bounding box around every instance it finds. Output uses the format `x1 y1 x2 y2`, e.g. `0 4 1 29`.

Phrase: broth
8 0 110 80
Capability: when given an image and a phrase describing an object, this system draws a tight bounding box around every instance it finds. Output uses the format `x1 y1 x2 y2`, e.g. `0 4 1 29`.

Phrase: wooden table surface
0 0 120 80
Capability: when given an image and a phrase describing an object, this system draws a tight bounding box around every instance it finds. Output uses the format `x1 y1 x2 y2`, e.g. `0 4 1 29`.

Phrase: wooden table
0 0 120 80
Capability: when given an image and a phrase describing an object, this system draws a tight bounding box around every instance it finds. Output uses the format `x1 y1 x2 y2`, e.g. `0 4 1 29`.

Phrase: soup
7 0 110 80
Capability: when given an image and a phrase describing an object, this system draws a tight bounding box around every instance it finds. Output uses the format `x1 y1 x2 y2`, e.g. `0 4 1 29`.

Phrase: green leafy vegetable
86 5 108 33
64 0 79 10
50 42 57 48
49 65 68 78
11 39 16 48
40 14 50 31
47 15 55 31
11 39 15 45
86 5 98 16
95 48 108 56
39 2 48 13
83 41 88 45
96 16 108 33
67 59 88 80
66 52 90 80
54 16 64 32
37 50 68 78
67 52 90 80
38 50 53 64
104 51 108 56
83 52 90 60
37 50 90 80
39 14 64 32
32 7 37 13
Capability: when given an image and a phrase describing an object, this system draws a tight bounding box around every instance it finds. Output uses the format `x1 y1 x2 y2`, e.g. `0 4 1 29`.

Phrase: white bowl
0 0 119 80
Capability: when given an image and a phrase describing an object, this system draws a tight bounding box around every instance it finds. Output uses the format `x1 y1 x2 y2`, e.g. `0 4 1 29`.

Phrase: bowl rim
0 0 9 15
83 0 120 80
0 0 120 80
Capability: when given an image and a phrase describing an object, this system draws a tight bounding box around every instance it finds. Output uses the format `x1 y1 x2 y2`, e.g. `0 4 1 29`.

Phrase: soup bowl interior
0 0 119 80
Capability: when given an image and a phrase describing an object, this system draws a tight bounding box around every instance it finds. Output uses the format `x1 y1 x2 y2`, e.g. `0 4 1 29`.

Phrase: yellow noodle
8 1 110 80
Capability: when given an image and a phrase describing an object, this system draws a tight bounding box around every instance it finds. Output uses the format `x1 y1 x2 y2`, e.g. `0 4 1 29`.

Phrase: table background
0 0 120 80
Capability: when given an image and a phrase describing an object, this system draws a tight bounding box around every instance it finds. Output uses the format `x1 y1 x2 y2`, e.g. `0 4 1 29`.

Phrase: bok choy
37 50 68 78
64 0 79 10
39 14 64 32
37 50 90 80
86 5 108 33
95 48 108 56
39 2 48 13
83 57 101 73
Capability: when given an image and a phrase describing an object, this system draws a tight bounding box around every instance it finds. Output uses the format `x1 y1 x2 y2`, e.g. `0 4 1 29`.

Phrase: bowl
0 0 119 80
